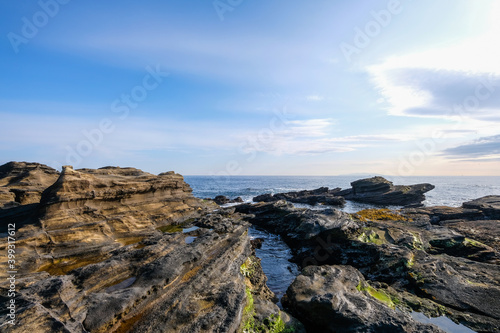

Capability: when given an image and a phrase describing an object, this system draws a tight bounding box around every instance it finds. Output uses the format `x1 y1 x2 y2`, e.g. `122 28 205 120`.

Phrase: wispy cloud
441 134 500 160
367 3 500 127
306 95 324 101
237 118 409 156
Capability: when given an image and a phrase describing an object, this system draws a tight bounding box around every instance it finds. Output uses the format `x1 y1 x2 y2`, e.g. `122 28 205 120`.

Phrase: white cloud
367 0 500 128
237 118 409 155
306 95 324 101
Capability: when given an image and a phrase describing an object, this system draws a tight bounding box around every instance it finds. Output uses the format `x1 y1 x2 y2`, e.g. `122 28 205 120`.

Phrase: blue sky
1 0 499 175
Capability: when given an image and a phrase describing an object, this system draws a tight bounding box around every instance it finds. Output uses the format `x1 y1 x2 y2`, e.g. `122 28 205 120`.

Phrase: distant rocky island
1 162 499 332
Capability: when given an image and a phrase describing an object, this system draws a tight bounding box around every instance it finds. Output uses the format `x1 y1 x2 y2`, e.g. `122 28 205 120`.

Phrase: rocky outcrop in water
337 176 435 207
253 187 346 207
208 195 244 205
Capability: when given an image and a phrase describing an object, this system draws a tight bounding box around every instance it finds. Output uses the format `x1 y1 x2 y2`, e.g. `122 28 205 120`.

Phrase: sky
1 0 500 176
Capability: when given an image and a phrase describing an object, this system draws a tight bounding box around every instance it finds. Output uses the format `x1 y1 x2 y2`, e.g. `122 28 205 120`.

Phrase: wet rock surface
282 265 445 333
237 196 500 332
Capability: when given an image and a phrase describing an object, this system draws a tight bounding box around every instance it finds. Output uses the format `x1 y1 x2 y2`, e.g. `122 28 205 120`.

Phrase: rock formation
1 162 498 333
208 195 244 205
253 187 346 207
0 162 60 208
237 197 500 332
0 162 297 332
282 265 445 333
338 176 435 207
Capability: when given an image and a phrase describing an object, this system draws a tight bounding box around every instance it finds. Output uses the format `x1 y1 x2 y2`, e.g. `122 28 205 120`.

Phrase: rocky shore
1 162 498 332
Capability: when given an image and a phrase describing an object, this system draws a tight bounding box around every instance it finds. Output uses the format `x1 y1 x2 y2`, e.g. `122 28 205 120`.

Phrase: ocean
184 175 500 212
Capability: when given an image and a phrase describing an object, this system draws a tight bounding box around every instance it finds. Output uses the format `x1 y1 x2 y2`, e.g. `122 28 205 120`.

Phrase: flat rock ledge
338 176 435 207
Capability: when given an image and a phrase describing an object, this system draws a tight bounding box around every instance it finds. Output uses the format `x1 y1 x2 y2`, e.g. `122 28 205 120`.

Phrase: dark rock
214 195 231 205
408 252 500 324
462 195 500 219
237 198 500 332
282 265 445 333
210 195 245 205
250 238 265 250
253 187 346 207
253 193 274 202
441 219 500 253
404 206 485 224
236 201 358 247
339 176 435 206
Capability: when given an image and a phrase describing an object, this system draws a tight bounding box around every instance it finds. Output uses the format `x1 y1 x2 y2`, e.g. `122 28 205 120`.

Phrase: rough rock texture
236 201 357 247
209 195 244 205
0 165 208 278
253 187 346 207
237 198 500 332
0 162 60 208
462 195 500 219
0 163 299 332
282 265 444 333
338 176 435 207
1 216 251 332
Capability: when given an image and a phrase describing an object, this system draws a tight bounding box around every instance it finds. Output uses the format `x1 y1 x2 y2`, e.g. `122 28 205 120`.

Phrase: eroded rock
253 187 345 207
338 176 435 207
282 265 444 333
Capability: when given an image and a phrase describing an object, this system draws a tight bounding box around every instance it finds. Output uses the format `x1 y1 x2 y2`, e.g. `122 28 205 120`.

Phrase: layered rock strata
0 162 298 332
0 162 60 208
338 176 435 207
253 187 346 207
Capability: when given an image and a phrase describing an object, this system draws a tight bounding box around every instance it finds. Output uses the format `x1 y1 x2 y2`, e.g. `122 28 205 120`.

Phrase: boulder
282 265 444 333
210 195 245 205
338 176 435 207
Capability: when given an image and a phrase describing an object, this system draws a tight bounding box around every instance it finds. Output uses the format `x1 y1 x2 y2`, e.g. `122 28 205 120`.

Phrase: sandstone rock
0 163 299 332
0 217 253 332
338 176 435 207
0 165 208 282
0 161 59 208
282 265 445 332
